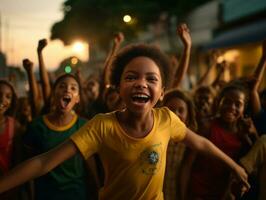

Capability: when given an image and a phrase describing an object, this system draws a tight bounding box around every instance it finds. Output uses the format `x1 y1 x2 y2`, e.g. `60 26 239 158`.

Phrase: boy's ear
75 95 80 104
159 87 165 101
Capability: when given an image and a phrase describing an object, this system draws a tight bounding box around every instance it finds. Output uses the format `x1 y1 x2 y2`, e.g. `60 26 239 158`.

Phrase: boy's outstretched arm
0 140 77 193
37 38 51 106
172 23 192 89
182 128 250 192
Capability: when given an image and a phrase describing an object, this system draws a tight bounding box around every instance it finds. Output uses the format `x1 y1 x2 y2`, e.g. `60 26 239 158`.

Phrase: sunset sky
0 0 88 71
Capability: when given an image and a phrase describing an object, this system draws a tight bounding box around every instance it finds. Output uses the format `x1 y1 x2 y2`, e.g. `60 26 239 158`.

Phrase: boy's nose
134 78 147 88
64 86 71 92
227 103 237 111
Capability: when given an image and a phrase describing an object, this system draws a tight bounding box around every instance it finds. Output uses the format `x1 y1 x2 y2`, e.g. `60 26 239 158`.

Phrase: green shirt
24 114 88 200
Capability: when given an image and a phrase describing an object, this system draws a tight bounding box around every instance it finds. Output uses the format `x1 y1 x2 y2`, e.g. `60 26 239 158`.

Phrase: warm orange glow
222 50 240 62
71 57 78 65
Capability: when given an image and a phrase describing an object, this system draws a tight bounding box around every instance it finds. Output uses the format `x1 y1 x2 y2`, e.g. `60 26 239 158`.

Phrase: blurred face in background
218 89 245 124
194 90 214 117
0 83 13 115
165 97 188 124
85 78 100 101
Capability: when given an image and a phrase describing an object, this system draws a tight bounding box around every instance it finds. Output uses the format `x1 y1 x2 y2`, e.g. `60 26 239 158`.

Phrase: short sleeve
71 114 105 159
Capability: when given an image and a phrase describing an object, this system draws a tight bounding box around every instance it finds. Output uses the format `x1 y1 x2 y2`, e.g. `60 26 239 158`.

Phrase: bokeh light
72 41 85 53
71 57 78 65
123 15 132 23
64 65 72 73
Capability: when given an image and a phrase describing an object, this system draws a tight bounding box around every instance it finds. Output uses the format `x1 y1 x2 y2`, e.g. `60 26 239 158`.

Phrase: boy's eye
6 94 12 100
58 84 66 88
71 86 78 92
235 101 244 108
147 76 158 82
125 75 136 81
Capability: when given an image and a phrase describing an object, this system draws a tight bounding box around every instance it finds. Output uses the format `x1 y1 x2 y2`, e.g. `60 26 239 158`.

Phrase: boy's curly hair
110 43 171 89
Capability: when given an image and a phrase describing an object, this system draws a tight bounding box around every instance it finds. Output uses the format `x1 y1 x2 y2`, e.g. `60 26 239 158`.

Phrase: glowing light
71 57 78 65
217 56 224 63
72 41 85 53
64 65 72 73
223 50 240 62
123 15 132 23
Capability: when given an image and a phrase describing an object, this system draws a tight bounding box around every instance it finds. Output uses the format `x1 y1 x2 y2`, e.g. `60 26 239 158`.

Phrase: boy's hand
114 32 124 45
216 60 228 72
37 39 48 52
22 59 34 72
238 117 258 137
233 165 250 196
238 117 258 145
177 23 191 48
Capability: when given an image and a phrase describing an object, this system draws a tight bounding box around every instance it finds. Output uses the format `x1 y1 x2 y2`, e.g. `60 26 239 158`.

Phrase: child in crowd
0 44 249 200
23 74 98 200
163 23 194 200
193 85 216 133
0 80 23 199
102 85 125 112
181 83 258 200
163 89 197 200
16 97 32 128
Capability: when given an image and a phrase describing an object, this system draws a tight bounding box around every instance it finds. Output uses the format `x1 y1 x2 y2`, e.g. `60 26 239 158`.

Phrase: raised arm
197 50 219 87
103 32 124 88
0 140 78 193
182 128 250 191
22 59 40 117
37 39 51 106
74 68 87 116
211 60 228 90
250 41 266 115
172 23 192 89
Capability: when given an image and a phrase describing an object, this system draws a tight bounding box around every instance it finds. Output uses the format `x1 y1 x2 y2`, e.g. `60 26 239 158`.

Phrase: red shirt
0 117 15 173
189 120 242 200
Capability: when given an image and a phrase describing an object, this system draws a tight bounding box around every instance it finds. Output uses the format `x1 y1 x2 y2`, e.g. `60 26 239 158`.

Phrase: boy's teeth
133 94 148 98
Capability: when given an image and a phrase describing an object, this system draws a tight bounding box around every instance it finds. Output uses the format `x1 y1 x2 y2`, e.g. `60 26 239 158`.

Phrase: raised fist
37 38 48 52
22 59 34 72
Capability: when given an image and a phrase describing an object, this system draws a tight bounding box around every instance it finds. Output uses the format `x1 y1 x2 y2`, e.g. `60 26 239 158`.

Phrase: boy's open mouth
131 94 150 103
60 95 72 109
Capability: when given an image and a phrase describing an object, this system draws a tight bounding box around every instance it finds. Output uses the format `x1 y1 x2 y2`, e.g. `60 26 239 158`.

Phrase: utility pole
0 12 2 52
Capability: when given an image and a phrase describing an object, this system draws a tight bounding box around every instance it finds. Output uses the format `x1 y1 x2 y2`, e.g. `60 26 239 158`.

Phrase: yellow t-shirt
71 107 187 200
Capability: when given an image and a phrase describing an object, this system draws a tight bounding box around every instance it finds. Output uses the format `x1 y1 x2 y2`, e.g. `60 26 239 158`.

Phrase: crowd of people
0 23 265 200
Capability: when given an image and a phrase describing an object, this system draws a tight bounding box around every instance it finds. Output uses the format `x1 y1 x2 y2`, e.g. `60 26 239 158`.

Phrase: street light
72 41 85 53
123 15 132 23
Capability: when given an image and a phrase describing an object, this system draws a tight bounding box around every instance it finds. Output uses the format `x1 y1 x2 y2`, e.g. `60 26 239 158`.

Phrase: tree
51 0 211 50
